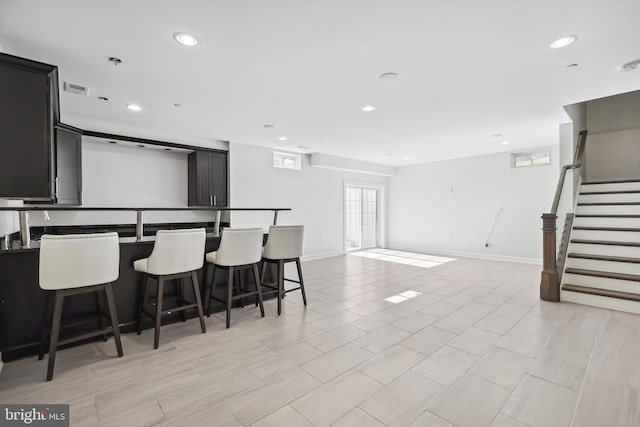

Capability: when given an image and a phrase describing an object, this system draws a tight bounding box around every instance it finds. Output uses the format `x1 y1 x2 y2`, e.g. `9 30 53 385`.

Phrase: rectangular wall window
511 150 551 168
273 151 301 170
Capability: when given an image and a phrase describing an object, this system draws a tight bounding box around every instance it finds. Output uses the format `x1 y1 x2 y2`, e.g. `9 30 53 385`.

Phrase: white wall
387 146 559 263
585 128 640 182
228 142 388 257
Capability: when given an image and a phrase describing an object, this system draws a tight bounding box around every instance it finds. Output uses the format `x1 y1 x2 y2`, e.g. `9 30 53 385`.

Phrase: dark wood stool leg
104 283 124 357
253 264 265 317
205 264 217 317
256 260 268 307
296 258 307 306
96 290 109 342
39 292 55 360
46 291 64 381
236 269 245 308
226 267 234 328
137 274 149 335
154 278 164 349
177 278 187 322
277 260 284 315
191 271 206 333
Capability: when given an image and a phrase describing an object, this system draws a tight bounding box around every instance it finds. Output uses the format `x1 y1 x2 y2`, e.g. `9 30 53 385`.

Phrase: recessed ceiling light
501 141 509 145
109 141 117 144
619 59 640 72
379 72 399 81
550 35 577 49
126 104 142 112
137 144 145 148
173 103 182 108
97 96 109 101
264 124 275 129
297 145 310 149
173 32 198 47
278 136 288 141
362 105 376 112
386 153 393 156
403 157 410 160
164 148 171 151
490 133 502 138
566 63 579 69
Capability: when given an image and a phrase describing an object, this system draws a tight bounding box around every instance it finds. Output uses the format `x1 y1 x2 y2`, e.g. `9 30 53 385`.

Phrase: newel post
540 213 559 302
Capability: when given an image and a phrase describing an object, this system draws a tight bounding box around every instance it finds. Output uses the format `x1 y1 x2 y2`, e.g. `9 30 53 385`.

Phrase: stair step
562 284 640 302
581 181 640 194
579 190 640 195
576 205 640 215
573 226 640 232
573 216 640 228
578 202 640 206
569 242 640 259
584 179 640 185
575 215 640 218
566 257 640 275
564 268 640 282
568 253 640 264
570 239 640 247
571 229 640 243
562 272 640 294
579 193 640 204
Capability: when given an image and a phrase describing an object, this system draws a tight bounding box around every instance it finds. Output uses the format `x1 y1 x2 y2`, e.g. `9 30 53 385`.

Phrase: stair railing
540 130 588 302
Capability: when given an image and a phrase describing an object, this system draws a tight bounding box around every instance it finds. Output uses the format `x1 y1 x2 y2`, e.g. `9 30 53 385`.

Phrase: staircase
561 179 640 313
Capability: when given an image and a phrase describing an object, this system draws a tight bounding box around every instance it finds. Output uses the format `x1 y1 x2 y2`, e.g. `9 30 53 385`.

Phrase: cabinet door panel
0 64 53 199
55 128 82 205
210 152 228 207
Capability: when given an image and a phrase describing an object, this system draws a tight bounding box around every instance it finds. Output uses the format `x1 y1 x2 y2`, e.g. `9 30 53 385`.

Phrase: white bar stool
134 228 207 349
203 228 265 328
38 232 123 381
260 225 307 315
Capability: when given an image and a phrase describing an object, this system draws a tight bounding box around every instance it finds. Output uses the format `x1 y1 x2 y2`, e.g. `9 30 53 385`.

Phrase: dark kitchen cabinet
0 52 59 200
54 125 82 205
188 150 228 207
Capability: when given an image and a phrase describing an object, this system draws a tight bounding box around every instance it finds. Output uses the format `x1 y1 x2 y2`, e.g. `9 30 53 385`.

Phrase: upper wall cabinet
188 150 228 207
54 124 82 205
0 52 60 200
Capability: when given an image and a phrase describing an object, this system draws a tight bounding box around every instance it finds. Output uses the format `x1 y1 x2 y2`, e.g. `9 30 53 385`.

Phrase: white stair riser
582 182 640 193
562 273 640 295
579 193 640 203
566 257 640 275
576 205 640 215
571 229 640 242
569 243 640 259
573 217 640 228
561 291 640 315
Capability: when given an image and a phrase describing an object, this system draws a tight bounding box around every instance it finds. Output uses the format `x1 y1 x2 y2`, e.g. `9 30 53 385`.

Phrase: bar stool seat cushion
39 232 120 290
133 229 206 276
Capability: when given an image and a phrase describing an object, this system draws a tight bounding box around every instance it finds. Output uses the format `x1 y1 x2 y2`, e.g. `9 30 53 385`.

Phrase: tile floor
1 249 639 426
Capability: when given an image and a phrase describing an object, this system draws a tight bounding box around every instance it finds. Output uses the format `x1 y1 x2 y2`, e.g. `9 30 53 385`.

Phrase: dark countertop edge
0 232 234 253
0 207 292 212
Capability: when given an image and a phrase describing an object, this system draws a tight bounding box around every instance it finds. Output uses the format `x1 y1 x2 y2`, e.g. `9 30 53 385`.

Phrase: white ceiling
1 0 639 166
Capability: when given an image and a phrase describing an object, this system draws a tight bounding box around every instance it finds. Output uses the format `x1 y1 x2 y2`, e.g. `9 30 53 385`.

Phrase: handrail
0 207 291 248
550 130 588 214
540 130 587 302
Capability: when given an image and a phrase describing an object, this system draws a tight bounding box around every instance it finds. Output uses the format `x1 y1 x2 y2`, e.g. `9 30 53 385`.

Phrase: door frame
343 181 387 252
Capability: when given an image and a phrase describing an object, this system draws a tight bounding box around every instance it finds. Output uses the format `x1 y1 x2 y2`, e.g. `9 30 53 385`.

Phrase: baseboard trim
301 251 345 262
387 245 542 265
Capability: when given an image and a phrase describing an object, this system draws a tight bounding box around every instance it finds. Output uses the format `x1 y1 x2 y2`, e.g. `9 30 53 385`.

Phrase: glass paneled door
345 186 377 251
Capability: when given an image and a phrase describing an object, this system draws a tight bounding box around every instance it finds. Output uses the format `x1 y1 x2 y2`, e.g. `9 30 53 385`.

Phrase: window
511 150 551 168
273 151 301 170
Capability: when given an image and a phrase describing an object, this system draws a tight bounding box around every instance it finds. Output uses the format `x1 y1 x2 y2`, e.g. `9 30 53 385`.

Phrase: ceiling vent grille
63 82 89 96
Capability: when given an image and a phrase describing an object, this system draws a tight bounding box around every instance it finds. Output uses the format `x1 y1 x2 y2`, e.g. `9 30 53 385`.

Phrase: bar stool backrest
214 228 263 266
39 232 120 290
146 228 206 275
263 225 304 260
